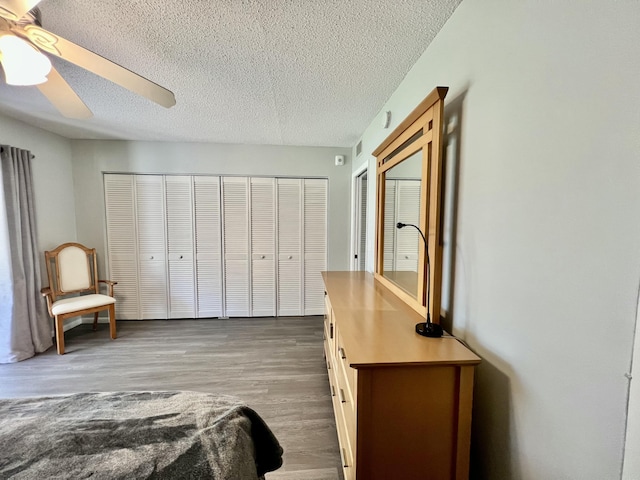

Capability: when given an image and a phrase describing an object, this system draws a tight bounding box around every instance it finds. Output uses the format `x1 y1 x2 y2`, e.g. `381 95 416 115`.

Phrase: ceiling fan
0 0 175 119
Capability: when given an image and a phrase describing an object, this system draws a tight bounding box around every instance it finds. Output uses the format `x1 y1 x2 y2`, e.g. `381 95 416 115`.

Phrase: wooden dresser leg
109 305 116 340
55 316 65 355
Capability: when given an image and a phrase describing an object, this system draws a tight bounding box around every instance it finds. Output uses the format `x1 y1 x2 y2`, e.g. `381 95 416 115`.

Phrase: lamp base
415 322 443 338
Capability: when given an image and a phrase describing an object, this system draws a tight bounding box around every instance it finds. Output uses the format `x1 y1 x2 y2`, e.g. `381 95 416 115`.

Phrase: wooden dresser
322 271 481 480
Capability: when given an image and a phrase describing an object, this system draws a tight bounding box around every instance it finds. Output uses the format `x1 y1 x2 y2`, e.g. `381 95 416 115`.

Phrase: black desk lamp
396 222 443 338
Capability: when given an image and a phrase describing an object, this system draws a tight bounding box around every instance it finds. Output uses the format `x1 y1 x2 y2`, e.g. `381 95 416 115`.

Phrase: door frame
350 163 368 271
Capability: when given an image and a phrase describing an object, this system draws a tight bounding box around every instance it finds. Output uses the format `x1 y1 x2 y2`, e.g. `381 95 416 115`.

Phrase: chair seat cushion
51 294 116 316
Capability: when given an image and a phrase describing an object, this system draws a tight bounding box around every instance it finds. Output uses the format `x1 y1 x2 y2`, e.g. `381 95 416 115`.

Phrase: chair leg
109 304 116 340
93 312 99 331
55 316 65 355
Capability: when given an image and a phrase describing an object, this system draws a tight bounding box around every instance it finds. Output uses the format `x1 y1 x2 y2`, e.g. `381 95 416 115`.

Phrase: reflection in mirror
381 149 422 298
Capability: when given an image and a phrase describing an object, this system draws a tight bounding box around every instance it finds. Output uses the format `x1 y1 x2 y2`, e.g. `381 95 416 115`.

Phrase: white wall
70 140 351 276
0 113 76 253
353 0 640 478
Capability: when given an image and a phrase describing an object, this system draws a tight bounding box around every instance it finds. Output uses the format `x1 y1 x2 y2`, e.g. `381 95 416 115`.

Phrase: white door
104 174 139 320
165 175 195 318
395 179 421 271
135 175 168 319
193 176 223 318
222 177 250 317
250 177 276 317
277 178 303 316
303 179 328 315
383 179 397 273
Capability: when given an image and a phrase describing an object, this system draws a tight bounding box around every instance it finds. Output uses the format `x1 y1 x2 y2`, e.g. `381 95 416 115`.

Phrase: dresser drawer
334 353 356 452
336 331 357 397
323 337 332 373
330 368 355 480
324 294 335 351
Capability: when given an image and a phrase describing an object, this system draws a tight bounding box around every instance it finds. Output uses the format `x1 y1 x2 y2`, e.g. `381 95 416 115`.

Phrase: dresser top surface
322 271 481 368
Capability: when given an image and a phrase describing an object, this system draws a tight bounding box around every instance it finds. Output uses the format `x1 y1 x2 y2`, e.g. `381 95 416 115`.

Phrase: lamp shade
0 35 51 86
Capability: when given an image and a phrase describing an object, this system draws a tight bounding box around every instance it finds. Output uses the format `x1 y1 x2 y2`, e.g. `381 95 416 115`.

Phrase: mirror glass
381 149 422 298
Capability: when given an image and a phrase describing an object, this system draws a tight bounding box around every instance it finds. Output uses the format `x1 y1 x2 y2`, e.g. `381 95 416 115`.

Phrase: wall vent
356 140 362 157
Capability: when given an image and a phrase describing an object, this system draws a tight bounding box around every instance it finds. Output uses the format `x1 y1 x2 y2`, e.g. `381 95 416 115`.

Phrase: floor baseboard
62 318 84 332
62 316 110 332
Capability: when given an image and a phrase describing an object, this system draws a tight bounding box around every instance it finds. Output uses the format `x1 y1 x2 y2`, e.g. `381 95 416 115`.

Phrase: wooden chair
41 242 117 355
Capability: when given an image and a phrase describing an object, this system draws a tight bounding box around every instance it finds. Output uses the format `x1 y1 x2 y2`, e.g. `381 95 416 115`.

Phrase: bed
0 391 283 479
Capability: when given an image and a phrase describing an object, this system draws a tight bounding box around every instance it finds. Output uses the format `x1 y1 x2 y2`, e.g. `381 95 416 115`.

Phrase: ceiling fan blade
37 66 92 119
21 25 176 108
0 0 41 21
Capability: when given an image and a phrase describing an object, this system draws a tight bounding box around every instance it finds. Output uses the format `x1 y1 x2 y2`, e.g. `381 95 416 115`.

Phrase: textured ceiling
0 0 461 147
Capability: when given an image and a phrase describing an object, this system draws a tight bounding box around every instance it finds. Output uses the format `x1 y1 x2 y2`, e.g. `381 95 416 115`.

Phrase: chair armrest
98 280 118 297
40 287 53 317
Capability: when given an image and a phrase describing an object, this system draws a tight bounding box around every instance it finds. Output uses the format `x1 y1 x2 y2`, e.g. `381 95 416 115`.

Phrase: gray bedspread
0 391 283 479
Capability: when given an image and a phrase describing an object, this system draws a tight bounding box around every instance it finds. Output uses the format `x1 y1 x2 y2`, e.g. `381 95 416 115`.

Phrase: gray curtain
0 146 52 363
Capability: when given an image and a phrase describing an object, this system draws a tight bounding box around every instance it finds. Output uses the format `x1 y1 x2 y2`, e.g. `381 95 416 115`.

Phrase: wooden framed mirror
374 86 448 321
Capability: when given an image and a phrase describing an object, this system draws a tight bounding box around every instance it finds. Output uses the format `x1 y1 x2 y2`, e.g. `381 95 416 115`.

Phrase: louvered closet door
222 177 250 317
165 176 195 318
277 178 302 316
135 175 168 319
303 179 327 315
250 177 276 317
395 179 421 271
194 176 223 318
359 175 367 271
383 179 397 272
104 174 139 319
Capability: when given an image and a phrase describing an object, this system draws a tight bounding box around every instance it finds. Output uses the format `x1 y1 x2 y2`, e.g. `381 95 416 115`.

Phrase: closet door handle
261 255 265 259
331 385 336 397
288 255 292 259
340 448 348 468
339 388 346 404
339 347 346 360
150 255 154 260
179 255 183 259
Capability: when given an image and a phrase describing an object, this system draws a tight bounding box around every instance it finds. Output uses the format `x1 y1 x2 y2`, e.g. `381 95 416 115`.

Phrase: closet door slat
104 174 139 320
222 177 250 317
277 178 302 316
395 179 421 272
251 177 276 317
165 175 195 318
359 176 367 271
303 178 327 315
383 179 397 273
194 176 223 318
135 175 168 319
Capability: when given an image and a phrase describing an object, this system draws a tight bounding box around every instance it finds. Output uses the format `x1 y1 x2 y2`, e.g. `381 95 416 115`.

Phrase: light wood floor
0 317 343 480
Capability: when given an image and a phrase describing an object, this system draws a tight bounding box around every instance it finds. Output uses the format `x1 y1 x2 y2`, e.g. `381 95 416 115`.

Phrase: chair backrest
44 243 99 302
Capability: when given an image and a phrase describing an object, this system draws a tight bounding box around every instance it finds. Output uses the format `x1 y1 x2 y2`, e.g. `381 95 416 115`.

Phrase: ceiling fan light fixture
0 34 51 86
